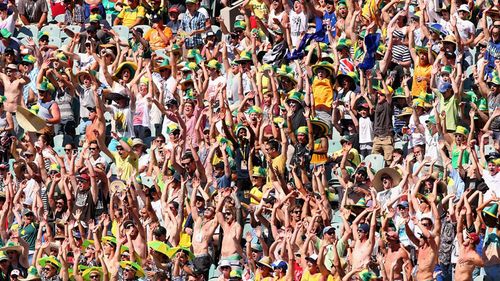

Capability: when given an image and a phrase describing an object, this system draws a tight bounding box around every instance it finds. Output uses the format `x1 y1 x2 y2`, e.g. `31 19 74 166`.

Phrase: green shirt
19 223 38 251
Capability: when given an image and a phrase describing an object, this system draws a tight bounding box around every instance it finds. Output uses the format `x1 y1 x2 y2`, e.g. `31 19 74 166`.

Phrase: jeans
435 263 453 281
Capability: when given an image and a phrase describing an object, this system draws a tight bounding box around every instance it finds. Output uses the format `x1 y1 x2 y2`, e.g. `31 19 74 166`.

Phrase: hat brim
15 106 47 133
76 71 91 84
372 168 402 192
337 74 356 91
235 58 253 64
311 119 330 137
0 245 23 253
112 62 138 81
345 204 367 214
277 73 298 85
106 92 130 102
312 64 334 77
256 261 273 270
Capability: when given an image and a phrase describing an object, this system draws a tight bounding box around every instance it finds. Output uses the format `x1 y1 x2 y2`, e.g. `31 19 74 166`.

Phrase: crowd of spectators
0 0 498 280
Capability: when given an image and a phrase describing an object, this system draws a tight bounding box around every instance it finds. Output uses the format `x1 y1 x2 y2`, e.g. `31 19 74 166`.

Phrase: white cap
457 4 470 13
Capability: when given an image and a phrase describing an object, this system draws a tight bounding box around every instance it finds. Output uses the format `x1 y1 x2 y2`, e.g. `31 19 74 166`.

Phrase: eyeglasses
89 275 100 279
64 148 72 152
292 210 301 214
89 147 98 151
56 201 64 205
124 267 135 272
421 222 431 227
117 147 124 151
181 162 191 168
42 267 52 272
154 139 165 143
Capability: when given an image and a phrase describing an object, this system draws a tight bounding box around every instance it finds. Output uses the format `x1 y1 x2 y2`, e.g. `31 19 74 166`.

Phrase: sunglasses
325 230 335 235
89 147 98 150
89 275 100 279
421 223 431 227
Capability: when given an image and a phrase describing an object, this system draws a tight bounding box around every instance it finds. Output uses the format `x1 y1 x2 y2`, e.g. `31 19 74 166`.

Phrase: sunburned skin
416 239 438 281
0 71 29 112
191 208 218 256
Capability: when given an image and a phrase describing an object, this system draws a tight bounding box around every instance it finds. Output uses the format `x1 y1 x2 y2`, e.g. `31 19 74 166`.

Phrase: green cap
483 203 498 218
38 78 55 93
296 126 308 135
234 20 246 30
426 115 437 125
252 166 266 177
37 31 49 40
478 98 488 111
22 55 36 64
0 28 11 39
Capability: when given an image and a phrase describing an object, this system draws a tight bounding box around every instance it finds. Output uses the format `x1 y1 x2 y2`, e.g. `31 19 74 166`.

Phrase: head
87 107 97 121
168 7 180 20
5 64 18 80
42 262 59 278
357 223 370 239
264 139 280 158
128 0 139 8
180 153 196 173
223 206 236 223
77 174 91 191
186 0 198 13
377 92 387 104
381 173 394 189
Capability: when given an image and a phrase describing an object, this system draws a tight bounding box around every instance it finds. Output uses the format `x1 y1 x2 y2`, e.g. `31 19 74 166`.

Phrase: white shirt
289 10 307 48
483 169 500 201
358 116 373 144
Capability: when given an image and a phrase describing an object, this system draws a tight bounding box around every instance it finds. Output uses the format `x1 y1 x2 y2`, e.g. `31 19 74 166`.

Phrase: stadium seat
484 144 497 155
54 14 65 23
328 129 342 154
54 147 65 156
154 49 167 58
48 36 62 48
14 25 38 40
53 135 73 147
134 25 151 34
363 154 385 172
112 25 129 42
39 25 61 42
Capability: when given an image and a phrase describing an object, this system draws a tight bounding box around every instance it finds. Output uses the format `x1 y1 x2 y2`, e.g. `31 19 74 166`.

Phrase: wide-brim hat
76 71 92 84
147 241 170 257
109 180 126 194
112 62 138 81
166 246 195 260
81 267 102 281
312 61 334 77
337 72 357 91
235 51 253 64
38 256 61 271
345 197 367 215
256 256 273 270
0 242 23 254
397 107 413 117
442 35 457 46
155 59 172 72
15 106 47 133
454 125 469 136
372 168 402 192
106 91 130 102
19 267 40 281
119 261 144 278
418 173 446 195
276 71 297 85
415 46 437 57
311 118 330 137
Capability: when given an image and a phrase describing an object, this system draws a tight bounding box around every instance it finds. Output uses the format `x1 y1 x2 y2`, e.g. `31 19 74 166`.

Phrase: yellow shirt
312 77 333 112
144 27 173 51
332 148 361 166
411 60 431 97
117 5 145 28
250 186 263 205
112 151 138 181
266 154 286 187
301 270 322 281
247 0 268 19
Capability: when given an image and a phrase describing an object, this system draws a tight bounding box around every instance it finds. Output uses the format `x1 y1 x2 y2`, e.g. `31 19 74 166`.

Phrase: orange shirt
144 26 173 51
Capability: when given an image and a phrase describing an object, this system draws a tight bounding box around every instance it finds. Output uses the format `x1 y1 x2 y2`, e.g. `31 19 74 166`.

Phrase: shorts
193 254 212 274
484 264 500 281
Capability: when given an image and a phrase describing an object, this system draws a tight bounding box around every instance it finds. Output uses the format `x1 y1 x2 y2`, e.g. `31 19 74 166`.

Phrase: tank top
312 78 333 112
451 144 470 169
311 138 328 164
38 100 54 126
411 60 432 97
133 96 151 127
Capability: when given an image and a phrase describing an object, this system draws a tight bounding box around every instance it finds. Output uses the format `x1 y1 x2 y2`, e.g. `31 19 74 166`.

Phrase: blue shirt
180 11 206 49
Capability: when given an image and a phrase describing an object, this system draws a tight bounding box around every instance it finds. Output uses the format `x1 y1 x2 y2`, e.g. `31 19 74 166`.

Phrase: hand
74 209 82 221
303 106 311 118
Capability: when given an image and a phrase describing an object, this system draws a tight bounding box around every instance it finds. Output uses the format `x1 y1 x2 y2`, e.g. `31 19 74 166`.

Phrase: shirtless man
190 178 217 278
216 194 243 263
0 64 29 112
161 175 185 247
84 79 106 143
381 231 410 281
351 207 378 269
454 212 484 281
406 215 441 281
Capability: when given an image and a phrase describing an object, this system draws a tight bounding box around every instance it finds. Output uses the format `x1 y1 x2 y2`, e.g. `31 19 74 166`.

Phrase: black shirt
373 101 393 137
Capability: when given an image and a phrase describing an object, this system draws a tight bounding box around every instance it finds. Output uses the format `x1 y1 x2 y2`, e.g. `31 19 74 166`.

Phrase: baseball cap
10 270 20 277
305 254 318 263
438 82 452 93
168 6 180 13
397 201 409 208
271 260 288 270
322 226 335 235
123 220 134 229
358 223 370 233
22 208 34 216
467 232 480 245
77 173 90 182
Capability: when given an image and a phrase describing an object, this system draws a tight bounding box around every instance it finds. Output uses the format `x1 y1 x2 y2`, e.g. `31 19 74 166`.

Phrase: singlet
37 100 54 126
312 78 333 112
132 95 151 127
358 116 373 144
451 144 470 169
310 138 328 164
411 60 432 97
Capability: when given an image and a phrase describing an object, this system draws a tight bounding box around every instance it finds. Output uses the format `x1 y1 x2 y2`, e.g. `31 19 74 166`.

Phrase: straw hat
15 106 47 133
109 180 126 194
81 267 102 281
0 241 23 254
372 168 402 192
311 118 330 137
256 256 273 270
312 61 334 77
75 71 92 84
345 197 368 215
